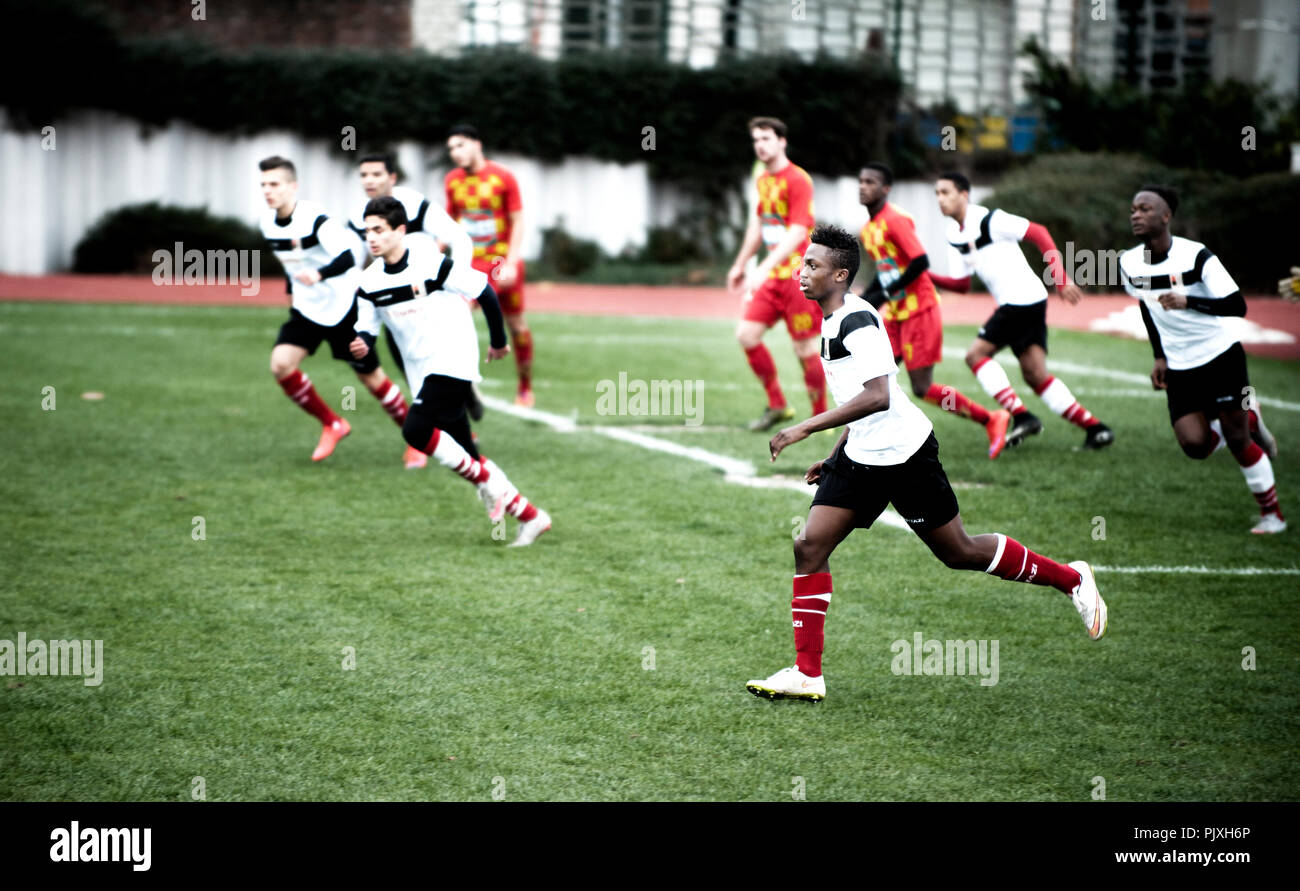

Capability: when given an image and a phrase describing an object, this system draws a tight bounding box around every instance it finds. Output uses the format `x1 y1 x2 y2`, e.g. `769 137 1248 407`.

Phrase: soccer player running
930 171 1113 451
258 156 414 464
726 117 827 432
444 125 536 408
1122 185 1284 534
857 164 1011 459
746 225 1106 702
348 151 480 464
349 196 551 546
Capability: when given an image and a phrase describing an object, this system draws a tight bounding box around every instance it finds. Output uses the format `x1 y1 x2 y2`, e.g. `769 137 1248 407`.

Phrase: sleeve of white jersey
990 208 1030 242
440 257 489 300
1200 254 1239 298
424 205 475 266
317 216 359 262
353 291 380 337
1119 255 1141 298
843 322 897 382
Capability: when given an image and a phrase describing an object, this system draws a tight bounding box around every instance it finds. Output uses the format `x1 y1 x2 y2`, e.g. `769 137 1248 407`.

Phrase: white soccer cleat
1250 512 1287 534
508 508 552 547
745 665 825 702
1251 405 1278 460
1068 561 1107 641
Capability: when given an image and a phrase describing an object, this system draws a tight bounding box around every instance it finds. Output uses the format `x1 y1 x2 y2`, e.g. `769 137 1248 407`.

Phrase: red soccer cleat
986 409 1011 460
403 445 428 469
311 419 351 462
514 388 535 408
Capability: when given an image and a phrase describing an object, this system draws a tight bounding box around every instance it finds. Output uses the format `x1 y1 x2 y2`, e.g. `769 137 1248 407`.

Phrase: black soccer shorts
275 302 379 374
811 432 960 533
977 300 1048 357
1163 341 1250 424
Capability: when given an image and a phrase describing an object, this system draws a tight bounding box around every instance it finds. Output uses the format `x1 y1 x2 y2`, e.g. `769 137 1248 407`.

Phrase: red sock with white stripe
368 378 408 426
1233 441 1283 517
505 492 539 522
924 383 991 424
1034 376 1100 429
971 357 1026 415
278 370 340 426
423 429 489 483
984 533 1081 595
744 344 786 409
792 572 832 677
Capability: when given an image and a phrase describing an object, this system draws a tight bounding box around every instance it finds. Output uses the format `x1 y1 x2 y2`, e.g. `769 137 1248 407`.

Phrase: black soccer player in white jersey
258 156 418 465
348 151 482 450
930 171 1113 451
348 196 551 546
1122 185 1284 534
746 225 1106 702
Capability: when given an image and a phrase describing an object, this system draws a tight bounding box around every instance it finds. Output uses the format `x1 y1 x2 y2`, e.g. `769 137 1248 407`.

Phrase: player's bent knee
793 535 829 569
402 414 435 452
1178 439 1212 460
911 382 930 399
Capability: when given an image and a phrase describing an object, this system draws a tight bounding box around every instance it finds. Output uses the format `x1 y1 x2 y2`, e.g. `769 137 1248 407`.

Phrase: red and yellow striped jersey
755 162 814 281
444 161 522 263
860 202 939 321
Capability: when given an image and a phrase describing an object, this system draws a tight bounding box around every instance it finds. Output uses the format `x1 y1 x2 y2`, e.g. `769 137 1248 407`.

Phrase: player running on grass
746 225 1106 702
350 196 551 546
257 156 414 464
445 125 536 408
856 164 1011 459
726 117 827 432
929 171 1114 451
1122 185 1284 535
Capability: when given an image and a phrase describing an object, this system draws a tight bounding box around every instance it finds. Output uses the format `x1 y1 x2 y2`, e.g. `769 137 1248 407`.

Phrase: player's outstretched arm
1020 220 1079 302
928 272 971 293
770 376 889 461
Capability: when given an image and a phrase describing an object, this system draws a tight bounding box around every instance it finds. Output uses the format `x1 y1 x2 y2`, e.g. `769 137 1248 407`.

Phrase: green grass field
1 300 1297 801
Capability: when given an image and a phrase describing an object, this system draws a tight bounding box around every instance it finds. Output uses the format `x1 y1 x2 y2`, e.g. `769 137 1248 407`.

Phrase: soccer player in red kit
727 117 827 431
746 225 1107 702
445 124 535 407
857 164 1011 459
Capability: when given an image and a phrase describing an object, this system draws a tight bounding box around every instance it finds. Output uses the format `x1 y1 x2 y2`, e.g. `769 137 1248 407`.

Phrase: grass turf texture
1 300 1297 802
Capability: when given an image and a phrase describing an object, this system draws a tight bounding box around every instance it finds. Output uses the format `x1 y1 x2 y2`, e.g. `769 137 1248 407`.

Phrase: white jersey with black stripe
353 237 489 386
348 185 472 266
260 199 360 326
821 293 933 466
1120 236 1240 370
944 204 1047 306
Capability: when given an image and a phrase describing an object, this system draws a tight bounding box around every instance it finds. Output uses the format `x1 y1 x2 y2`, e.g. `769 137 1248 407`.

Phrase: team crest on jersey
412 281 426 299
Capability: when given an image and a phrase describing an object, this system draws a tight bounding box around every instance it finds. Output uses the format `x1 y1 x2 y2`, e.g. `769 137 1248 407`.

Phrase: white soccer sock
1239 449 1275 493
973 359 1023 413
427 429 481 481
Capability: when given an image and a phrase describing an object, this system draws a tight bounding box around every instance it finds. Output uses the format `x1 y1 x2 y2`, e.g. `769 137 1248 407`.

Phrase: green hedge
1 0 899 188
73 202 283 276
986 153 1299 293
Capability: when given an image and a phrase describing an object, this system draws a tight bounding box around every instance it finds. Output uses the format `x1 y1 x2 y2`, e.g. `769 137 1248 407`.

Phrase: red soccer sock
505 492 539 522
368 378 408 426
744 343 786 409
1233 441 1283 516
925 383 991 425
792 572 832 677
800 352 828 415
278 370 340 426
984 534 1081 595
512 327 533 391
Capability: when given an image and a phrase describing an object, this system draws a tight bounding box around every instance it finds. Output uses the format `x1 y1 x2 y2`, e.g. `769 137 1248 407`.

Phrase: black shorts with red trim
977 300 1048 357
811 432 960 533
275 303 379 374
1164 341 1249 424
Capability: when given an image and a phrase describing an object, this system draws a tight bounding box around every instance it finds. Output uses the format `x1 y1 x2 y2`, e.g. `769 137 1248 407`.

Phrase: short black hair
448 123 481 142
258 155 296 180
359 152 399 177
809 223 859 285
938 170 970 193
861 162 893 186
363 196 407 230
1138 183 1179 216
747 116 788 139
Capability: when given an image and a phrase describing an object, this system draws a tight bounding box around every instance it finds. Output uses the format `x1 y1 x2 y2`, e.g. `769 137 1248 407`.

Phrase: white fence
1 109 985 277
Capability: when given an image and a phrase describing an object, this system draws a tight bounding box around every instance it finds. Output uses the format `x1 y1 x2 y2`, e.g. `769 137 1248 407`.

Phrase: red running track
2 273 1296 360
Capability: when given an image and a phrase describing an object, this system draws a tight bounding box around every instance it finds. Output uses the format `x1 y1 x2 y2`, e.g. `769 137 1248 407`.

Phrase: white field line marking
939 346 1300 412
481 394 1294 573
